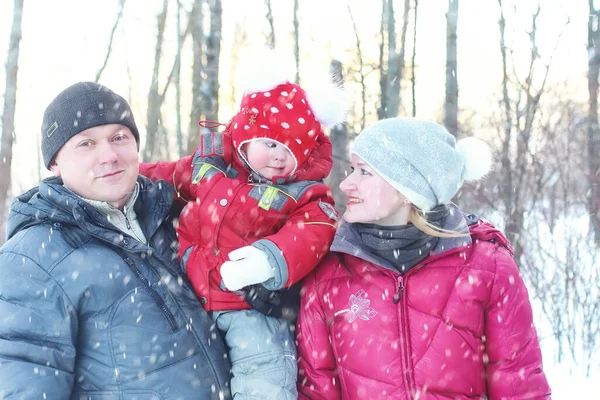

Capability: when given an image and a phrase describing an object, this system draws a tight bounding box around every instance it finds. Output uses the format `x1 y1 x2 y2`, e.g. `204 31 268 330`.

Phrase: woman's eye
349 166 355 173
361 169 371 176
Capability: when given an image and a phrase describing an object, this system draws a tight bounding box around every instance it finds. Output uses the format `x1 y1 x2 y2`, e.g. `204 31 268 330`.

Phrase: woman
296 117 551 399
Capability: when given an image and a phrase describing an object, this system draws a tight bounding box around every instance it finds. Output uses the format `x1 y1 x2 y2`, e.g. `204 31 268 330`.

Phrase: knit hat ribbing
41 81 140 168
352 117 492 211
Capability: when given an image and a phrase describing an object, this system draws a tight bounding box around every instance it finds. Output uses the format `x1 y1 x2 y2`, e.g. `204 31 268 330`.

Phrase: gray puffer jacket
0 176 231 399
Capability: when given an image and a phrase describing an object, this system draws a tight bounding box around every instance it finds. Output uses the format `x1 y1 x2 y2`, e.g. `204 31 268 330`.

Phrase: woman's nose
339 173 355 192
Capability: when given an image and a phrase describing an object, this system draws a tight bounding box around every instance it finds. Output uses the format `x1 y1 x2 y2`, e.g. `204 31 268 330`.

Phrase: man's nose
97 142 118 164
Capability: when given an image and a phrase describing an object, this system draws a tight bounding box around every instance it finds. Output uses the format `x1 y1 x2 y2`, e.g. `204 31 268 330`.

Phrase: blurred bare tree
587 0 600 246
95 0 126 83
327 60 349 216
378 0 410 119
144 0 169 161
0 0 24 244
444 0 458 136
187 0 222 153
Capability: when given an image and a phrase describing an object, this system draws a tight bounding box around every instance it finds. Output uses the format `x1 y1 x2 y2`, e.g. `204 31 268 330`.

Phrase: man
0 82 231 399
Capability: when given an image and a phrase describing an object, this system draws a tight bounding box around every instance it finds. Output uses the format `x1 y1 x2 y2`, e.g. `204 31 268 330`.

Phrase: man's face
50 124 139 209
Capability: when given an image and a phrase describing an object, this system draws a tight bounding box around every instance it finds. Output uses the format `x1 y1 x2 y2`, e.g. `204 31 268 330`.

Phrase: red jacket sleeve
297 265 341 400
139 131 232 202
255 184 337 289
139 156 194 201
484 247 551 399
293 130 333 181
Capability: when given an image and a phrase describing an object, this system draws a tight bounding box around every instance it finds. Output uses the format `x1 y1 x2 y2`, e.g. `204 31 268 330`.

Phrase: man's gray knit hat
41 81 140 169
352 117 492 211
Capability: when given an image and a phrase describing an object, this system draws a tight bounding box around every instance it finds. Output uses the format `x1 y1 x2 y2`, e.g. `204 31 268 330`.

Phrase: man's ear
49 161 61 177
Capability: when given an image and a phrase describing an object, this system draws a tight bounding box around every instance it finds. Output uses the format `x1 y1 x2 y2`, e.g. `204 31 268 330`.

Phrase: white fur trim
456 137 493 181
303 75 348 127
235 47 295 94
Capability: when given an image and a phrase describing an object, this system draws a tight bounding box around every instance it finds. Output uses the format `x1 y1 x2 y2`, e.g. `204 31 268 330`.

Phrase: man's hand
220 246 275 291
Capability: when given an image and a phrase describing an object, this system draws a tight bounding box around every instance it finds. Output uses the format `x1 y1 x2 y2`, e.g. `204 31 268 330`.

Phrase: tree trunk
378 0 387 119
0 0 24 245
202 0 222 128
444 0 459 136
588 0 600 246
293 0 300 84
187 0 205 153
187 0 222 153
143 0 169 161
265 0 275 48
347 4 366 130
95 0 126 82
327 60 349 216
175 0 184 158
411 0 419 117
379 0 407 119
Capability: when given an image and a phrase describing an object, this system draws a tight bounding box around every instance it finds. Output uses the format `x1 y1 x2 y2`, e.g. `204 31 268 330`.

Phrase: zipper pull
393 275 404 304
123 210 131 229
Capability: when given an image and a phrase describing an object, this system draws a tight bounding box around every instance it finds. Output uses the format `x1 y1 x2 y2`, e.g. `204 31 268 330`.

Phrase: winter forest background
0 0 598 397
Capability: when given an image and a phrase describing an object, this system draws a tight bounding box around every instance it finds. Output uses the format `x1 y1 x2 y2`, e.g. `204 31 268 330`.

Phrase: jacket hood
467 217 513 255
7 177 77 240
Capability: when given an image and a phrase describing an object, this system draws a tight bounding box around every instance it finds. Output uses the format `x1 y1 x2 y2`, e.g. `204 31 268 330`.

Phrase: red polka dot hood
228 48 347 180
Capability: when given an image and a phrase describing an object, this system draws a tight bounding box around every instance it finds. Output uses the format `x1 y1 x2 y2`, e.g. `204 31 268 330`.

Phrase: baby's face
243 139 295 179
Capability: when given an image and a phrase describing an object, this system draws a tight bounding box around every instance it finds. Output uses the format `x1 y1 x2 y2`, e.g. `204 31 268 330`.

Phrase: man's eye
78 141 92 148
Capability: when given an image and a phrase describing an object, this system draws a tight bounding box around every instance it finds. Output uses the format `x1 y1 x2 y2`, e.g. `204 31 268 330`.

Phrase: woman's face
339 154 411 226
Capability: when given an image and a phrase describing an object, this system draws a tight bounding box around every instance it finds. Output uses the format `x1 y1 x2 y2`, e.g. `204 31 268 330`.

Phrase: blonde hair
408 206 469 239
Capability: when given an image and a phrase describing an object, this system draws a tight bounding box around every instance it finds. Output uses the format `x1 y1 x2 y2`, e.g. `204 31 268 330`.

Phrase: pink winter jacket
297 219 551 399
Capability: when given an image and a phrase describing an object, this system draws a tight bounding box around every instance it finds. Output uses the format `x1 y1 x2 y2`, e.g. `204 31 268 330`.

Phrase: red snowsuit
140 131 337 311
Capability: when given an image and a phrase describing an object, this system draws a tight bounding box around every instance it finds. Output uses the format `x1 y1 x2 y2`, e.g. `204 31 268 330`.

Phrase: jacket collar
331 204 474 272
6 176 175 248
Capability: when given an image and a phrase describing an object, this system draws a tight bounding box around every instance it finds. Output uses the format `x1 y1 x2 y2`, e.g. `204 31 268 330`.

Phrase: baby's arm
252 184 337 290
139 131 232 201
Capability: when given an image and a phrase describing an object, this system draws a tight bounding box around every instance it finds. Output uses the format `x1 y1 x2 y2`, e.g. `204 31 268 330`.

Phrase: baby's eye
265 142 277 148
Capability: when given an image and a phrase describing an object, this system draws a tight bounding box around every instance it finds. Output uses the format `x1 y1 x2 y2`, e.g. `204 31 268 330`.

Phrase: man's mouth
98 170 124 179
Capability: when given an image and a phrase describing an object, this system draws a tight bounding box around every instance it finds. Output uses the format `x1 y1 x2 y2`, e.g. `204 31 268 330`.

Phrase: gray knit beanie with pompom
351 117 492 211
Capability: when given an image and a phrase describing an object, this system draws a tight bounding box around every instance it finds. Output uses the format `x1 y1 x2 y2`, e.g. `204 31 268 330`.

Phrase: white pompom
235 47 294 94
456 137 493 181
303 76 348 127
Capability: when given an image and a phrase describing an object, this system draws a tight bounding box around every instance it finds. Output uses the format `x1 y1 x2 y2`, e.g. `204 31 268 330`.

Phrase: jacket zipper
393 275 404 304
393 270 414 399
123 209 132 230
122 257 178 332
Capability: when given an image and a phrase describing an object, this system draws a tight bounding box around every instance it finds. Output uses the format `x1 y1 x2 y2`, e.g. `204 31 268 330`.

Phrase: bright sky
0 0 595 396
